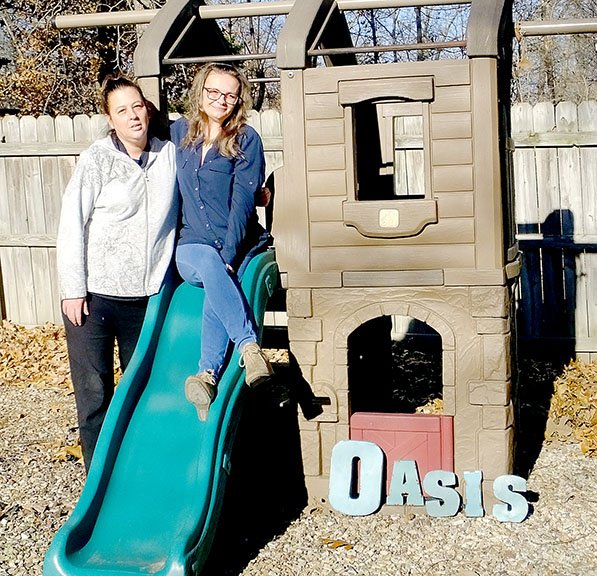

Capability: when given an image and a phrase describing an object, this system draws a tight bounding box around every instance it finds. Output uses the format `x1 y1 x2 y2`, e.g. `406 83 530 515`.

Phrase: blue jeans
63 293 148 471
175 243 258 378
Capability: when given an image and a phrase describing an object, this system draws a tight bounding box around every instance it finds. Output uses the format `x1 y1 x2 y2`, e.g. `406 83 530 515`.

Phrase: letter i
463 470 484 517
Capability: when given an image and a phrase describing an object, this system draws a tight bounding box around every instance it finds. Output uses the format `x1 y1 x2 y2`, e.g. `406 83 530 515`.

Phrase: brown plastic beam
518 19 597 36
309 39 466 57
54 9 158 29
277 0 338 69
134 0 228 79
466 0 511 57
163 52 277 66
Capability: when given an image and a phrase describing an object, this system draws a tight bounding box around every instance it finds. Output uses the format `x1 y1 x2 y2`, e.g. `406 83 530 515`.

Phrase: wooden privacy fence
512 101 597 358
0 110 283 327
0 102 595 355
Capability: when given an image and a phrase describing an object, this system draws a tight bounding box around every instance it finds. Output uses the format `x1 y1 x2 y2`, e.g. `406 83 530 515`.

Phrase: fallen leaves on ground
53 443 83 463
0 319 121 390
1 320 595 457
322 538 354 550
0 320 71 389
415 398 444 414
546 359 597 456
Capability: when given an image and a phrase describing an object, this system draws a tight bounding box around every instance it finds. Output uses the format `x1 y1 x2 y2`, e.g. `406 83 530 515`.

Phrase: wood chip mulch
1 320 596 576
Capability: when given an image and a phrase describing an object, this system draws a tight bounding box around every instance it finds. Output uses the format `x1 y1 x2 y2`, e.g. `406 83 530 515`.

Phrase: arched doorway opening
348 314 443 414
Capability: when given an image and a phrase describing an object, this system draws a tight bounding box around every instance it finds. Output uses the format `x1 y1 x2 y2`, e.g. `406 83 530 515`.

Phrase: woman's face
106 86 149 150
201 71 241 127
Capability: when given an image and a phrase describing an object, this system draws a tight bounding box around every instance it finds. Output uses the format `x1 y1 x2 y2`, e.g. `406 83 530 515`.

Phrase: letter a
387 460 424 506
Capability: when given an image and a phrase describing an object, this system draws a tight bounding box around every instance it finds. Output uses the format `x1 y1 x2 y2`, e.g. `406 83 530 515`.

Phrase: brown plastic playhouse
130 0 519 506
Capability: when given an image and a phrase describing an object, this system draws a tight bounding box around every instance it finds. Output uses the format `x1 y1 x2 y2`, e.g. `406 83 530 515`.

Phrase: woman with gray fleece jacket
56 76 178 471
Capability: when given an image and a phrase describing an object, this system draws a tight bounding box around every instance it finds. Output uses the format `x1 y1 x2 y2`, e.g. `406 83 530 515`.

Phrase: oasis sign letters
329 440 529 523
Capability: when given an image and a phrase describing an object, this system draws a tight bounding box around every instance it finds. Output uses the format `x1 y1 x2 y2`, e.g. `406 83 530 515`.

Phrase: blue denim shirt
170 118 270 271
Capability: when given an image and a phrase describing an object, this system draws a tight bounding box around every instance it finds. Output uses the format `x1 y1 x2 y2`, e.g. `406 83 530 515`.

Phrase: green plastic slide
43 249 279 576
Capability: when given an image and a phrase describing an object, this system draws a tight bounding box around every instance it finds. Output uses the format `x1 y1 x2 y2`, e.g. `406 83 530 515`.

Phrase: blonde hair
183 63 252 157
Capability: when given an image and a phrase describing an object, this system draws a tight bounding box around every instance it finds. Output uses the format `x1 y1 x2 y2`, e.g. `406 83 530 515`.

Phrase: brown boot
240 342 274 387
184 370 216 421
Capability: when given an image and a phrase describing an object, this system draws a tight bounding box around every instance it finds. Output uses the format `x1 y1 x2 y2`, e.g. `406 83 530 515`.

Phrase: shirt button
194 187 198 191
206 224 210 229
200 205 204 210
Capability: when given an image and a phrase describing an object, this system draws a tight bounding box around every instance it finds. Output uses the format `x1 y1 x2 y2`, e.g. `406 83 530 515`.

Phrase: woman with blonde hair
170 62 273 421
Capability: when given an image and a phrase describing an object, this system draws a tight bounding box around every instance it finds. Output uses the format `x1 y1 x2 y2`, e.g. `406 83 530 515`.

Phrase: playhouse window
352 101 429 201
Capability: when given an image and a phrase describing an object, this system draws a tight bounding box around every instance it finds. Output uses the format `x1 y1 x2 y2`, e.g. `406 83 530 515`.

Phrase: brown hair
183 63 252 157
98 75 165 139
99 75 146 115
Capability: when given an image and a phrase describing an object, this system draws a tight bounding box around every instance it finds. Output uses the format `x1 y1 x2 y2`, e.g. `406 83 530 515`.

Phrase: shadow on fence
515 209 580 476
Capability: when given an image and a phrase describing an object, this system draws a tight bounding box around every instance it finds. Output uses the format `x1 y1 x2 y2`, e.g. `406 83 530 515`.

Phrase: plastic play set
44 1 523 574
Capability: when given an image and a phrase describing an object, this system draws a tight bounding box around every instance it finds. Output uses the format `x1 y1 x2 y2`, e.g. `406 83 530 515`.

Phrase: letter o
329 440 384 516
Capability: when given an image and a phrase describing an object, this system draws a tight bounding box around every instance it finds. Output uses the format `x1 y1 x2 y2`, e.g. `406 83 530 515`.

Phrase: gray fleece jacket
57 135 178 300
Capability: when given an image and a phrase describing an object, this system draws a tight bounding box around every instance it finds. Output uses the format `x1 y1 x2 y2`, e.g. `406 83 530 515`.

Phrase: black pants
63 293 148 471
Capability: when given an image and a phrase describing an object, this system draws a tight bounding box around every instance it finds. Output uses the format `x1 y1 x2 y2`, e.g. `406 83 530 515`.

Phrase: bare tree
3 0 594 115
0 0 169 115
217 2 283 111
343 5 469 64
513 0 597 103
0 1 94 114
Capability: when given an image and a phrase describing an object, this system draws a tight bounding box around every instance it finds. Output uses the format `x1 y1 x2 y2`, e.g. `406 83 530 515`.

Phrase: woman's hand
62 297 88 327
256 186 271 207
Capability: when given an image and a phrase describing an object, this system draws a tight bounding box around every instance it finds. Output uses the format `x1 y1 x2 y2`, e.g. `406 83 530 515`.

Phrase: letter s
492 475 529 523
423 470 461 517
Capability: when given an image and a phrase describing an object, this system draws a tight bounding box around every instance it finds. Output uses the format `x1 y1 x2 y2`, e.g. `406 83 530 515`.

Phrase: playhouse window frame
385 101 431 199
340 76 438 238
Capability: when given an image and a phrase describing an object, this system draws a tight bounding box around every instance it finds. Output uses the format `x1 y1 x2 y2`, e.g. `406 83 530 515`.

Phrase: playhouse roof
134 0 512 79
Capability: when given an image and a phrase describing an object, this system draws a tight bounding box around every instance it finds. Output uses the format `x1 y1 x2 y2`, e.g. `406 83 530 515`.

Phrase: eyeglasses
203 87 240 105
